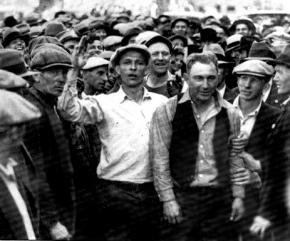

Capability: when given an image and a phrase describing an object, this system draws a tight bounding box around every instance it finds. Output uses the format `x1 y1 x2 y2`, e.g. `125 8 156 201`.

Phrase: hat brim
218 60 235 66
82 63 109 70
235 71 270 77
38 63 73 70
111 46 151 68
244 57 275 62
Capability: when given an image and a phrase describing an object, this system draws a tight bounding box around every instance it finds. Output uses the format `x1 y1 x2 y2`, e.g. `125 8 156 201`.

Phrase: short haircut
186 52 218 73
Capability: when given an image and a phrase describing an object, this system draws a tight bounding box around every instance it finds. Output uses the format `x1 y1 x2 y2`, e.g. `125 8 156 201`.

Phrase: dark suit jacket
0 160 39 239
23 87 75 236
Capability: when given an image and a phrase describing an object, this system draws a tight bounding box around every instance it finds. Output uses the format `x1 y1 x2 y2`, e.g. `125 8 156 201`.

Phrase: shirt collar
116 86 152 103
0 158 17 181
179 89 229 109
233 95 262 117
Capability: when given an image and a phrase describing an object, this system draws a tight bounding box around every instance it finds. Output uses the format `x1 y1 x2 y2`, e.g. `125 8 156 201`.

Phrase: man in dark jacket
23 43 75 240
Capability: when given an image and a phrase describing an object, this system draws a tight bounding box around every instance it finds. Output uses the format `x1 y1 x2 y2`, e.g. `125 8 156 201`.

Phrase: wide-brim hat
233 59 274 77
274 44 290 67
110 44 151 68
244 41 276 62
229 18 256 34
2 28 30 47
226 34 243 53
200 28 220 43
169 34 188 47
171 18 189 29
0 49 39 77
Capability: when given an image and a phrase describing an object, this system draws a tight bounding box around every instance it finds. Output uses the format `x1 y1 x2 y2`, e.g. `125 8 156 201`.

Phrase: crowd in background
0 7 290 241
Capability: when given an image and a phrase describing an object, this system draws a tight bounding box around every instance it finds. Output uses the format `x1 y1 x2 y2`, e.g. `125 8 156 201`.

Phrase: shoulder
148 91 168 104
154 95 178 121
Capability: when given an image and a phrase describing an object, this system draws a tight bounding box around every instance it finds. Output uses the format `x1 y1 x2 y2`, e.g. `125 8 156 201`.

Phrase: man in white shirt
58 44 167 241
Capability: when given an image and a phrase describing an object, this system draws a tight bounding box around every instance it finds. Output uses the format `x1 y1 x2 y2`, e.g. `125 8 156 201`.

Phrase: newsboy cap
233 59 274 77
30 43 72 70
145 35 173 53
275 44 290 67
0 89 41 126
110 44 151 68
0 70 28 90
0 49 38 77
82 57 109 70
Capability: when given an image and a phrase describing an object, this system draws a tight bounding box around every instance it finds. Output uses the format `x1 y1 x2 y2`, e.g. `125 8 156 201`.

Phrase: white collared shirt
0 158 36 240
233 96 262 136
262 79 273 102
59 85 167 183
217 85 226 98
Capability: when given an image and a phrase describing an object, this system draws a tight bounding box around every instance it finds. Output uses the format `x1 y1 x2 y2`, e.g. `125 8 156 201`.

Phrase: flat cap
135 31 160 45
0 89 41 126
103 36 123 48
233 59 274 77
226 34 243 53
30 43 72 70
110 44 151 68
0 70 28 90
83 57 109 70
44 21 66 37
145 35 173 53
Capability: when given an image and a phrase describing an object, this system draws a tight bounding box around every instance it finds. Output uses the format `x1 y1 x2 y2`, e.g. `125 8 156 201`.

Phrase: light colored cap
0 89 41 126
135 31 160 45
82 57 109 70
0 70 28 90
103 36 123 48
233 59 274 77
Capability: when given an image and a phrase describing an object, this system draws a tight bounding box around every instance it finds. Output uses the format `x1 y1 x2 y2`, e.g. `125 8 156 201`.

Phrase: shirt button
200 160 204 163
275 99 279 103
197 115 200 119
200 145 203 149
201 129 204 133
199 174 204 178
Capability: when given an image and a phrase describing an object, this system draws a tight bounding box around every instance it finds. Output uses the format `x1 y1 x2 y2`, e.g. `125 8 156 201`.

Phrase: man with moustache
144 35 184 97
58 44 167 241
23 43 75 240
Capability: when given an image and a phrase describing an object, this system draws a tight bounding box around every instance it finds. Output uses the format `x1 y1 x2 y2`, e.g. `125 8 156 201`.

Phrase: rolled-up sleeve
58 74 104 124
150 99 177 202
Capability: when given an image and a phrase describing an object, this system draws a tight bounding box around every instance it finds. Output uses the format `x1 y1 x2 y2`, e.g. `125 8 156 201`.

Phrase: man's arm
57 68 104 124
150 98 182 224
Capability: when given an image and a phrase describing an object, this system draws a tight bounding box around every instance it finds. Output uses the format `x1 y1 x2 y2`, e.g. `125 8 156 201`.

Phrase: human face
63 39 79 54
172 21 188 36
94 29 107 41
235 23 250 36
115 51 147 88
38 67 69 97
149 42 171 76
171 39 184 49
83 66 108 92
273 64 290 95
170 54 184 73
237 74 265 101
87 40 103 57
6 38 26 53
187 62 218 104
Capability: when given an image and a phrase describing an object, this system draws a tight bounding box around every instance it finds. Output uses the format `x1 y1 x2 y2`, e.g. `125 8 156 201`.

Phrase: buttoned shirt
217 85 226 98
150 90 241 201
58 78 167 184
0 158 36 240
233 96 262 137
262 79 273 102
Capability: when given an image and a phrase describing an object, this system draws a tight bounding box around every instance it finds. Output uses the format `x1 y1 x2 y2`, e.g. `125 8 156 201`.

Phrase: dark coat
23 87 75 236
0 157 39 239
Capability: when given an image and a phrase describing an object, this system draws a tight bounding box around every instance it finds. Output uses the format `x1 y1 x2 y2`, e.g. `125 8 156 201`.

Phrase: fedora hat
275 44 290 67
2 27 30 47
244 41 276 62
0 49 38 77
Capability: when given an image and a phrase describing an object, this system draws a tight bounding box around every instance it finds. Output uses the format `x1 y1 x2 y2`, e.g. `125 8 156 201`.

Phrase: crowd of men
0 8 290 241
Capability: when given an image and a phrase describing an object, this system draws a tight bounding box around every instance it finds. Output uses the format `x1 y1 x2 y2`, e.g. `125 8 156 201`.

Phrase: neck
0 145 18 166
122 85 144 104
84 84 96 95
217 81 226 90
239 96 261 116
147 71 168 87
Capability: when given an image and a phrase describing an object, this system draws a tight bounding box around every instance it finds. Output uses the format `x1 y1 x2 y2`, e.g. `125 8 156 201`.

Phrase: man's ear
33 72 41 83
115 65 120 75
183 73 189 82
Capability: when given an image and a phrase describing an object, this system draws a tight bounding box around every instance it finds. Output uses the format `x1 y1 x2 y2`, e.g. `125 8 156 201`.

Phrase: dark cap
30 43 72 70
2 28 30 47
275 44 290 67
145 35 173 53
44 21 66 37
0 49 38 77
169 34 188 47
244 41 276 62
171 18 189 29
229 18 256 34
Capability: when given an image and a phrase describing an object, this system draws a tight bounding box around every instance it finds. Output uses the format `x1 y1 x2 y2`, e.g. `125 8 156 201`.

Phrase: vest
169 99 232 189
